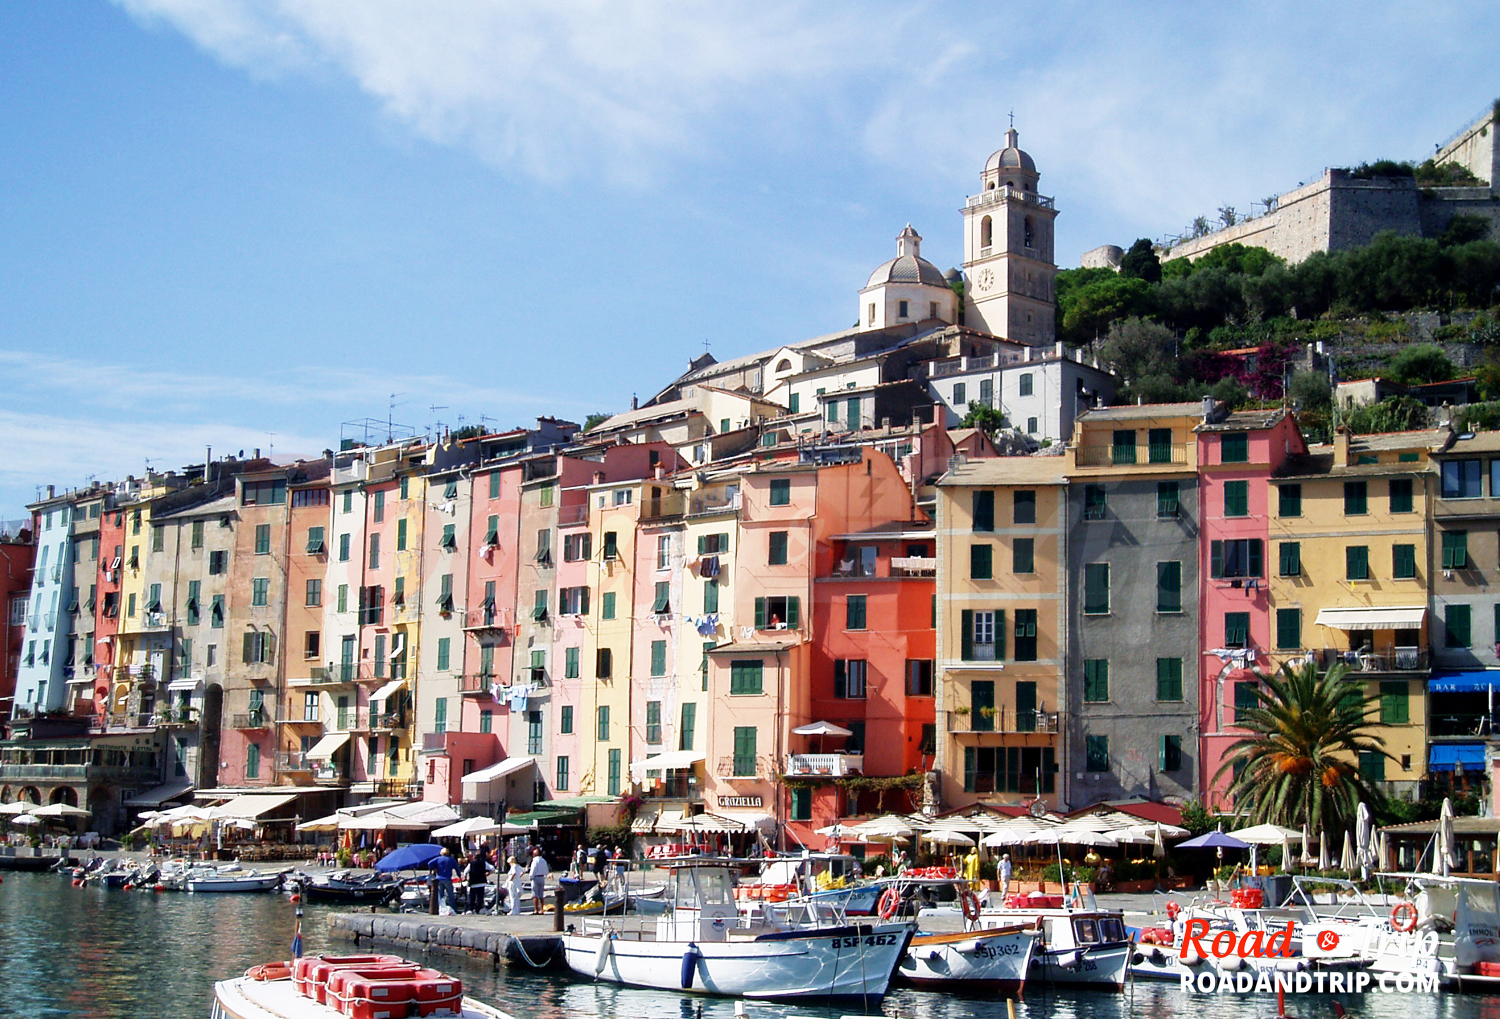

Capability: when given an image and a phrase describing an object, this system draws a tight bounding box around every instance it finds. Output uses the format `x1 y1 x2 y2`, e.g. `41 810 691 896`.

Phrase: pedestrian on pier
506 856 525 916
529 847 550 914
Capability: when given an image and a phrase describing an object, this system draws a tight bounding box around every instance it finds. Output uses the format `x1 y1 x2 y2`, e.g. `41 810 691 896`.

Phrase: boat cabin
659 862 741 942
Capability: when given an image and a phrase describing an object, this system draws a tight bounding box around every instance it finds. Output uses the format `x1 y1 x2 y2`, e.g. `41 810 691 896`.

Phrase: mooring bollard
553 887 566 931
429 879 439 915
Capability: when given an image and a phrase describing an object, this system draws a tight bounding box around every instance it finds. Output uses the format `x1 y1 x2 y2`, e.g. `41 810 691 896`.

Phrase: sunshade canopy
1314 606 1426 630
792 721 854 737
628 750 705 782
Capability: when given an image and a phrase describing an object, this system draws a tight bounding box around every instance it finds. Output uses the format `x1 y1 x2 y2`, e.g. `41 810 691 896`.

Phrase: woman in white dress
506 855 527 916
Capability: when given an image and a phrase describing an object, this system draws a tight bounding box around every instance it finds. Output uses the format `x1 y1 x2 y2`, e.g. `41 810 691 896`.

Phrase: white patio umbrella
10 813 40 826
1317 830 1331 872
296 813 344 833
922 829 975 847
1378 831 1391 871
30 803 90 819
0 801 37 816
1355 802 1376 879
852 815 916 838
980 825 1050 848
814 822 855 838
1281 833 1294 873
1439 797 1456 878
1154 823 1167 861
1339 830 1356 871
1229 823 1302 844
1300 823 1315 866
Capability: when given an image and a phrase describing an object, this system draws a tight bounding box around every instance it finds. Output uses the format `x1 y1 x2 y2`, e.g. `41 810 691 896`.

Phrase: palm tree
1213 659 1391 835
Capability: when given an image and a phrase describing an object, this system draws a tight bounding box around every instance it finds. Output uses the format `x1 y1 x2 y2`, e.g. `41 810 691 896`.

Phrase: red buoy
154 884 165 892
290 893 302 904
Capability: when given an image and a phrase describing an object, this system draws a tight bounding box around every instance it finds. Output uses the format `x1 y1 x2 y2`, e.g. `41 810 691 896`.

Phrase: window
1157 561 1182 612
1013 537 1034 574
1224 612 1250 648
1027 416 1038 433
1085 735 1109 772
368 533 380 569
241 630 276 665
557 705 573 735
306 578 322 607
1344 481 1368 515
251 578 269 606
845 595 867 630
834 659 867 699
1083 484 1106 520
1210 538 1263 578
732 727 757 777
979 378 993 405
1018 373 1034 397
1014 609 1038 661
652 581 670 614
678 701 696 751
961 609 1002 660
1156 658 1183 701
1083 659 1109 702
1223 480 1249 517
246 743 260 780
603 531 619 560
1156 481 1180 518
1279 484 1302 517
846 396 860 427
1393 544 1417 579
1380 681 1409 724
253 524 270 555
1447 604 1472 648
1148 428 1173 463
953 382 966 405
650 640 666 677
600 592 616 620
531 589 548 622
1160 735 1183 772
1111 430 1137 464
559 586 590 615
905 659 933 696
186 581 201 625
563 532 591 561
1346 545 1370 580
336 585 348 613
555 755 569 791
1221 433 1249 463
1279 542 1302 577
210 595 224 628
703 579 718 613
528 711 543 755
360 585 384 625
768 531 788 566
1008 490 1036 525
1443 531 1469 570
971 491 995 531
1276 608 1302 650
432 697 447 735
191 520 204 549
1083 563 1109 614
538 484 555 508
790 786 811 821
1234 681 1259 723
477 645 495 678
372 491 385 522
655 534 671 570
596 705 610 741
730 660 764 695
1443 460 1483 499
1390 478 1414 513
769 479 791 506
970 544 993 580
338 534 350 562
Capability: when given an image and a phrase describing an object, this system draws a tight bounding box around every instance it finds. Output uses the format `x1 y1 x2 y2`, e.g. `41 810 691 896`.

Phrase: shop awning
209 793 301 820
632 809 684 833
1430 671 1500 693
461 757 536 785
718 810 777 832
1314 606 1426 630
305 733 351 760
1429 744 1486 772
166 677 202 692
628 750 705 782
504 809 579 826
66 676 94 686
123 781 195 807
371 678 407 702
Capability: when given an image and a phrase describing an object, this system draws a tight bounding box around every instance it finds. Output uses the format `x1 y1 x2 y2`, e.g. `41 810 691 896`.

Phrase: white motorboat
974 907 1132 990
896 925 1040 995
188 869 283 893
559 860 914 999
212 955 513 1019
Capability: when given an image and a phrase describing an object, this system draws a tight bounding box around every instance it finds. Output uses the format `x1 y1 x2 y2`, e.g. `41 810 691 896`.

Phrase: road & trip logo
1177 919 1440 994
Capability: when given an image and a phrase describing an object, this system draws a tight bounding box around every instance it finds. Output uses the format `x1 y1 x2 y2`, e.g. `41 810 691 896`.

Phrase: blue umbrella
375 843 443 871
1177 831 1252 850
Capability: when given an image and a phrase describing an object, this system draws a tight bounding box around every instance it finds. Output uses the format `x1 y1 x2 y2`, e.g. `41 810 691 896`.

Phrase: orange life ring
1390 901 1418 933
960 889 981 922
246 962 292 981
878 887 901 920
1165 901 1180 921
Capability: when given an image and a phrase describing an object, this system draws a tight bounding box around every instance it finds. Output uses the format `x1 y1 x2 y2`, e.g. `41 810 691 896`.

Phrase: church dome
984 127 1036 176
865 224 948 288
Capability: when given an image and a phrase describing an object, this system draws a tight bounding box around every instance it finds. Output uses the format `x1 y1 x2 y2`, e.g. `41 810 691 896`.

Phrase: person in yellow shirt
963 846 981 891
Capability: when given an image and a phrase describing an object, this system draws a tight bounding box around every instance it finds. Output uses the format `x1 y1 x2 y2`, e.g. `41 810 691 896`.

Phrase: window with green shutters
436 637 450 671
559 705 573 734
1393 544 1417 579
1344 481 1368 515
1279 484 1302 517
1157 561 1182 613
1085 735 1109 772
971 490 995 531
556 755 569 791
1221 433 1249 463
601 592 616 620
1083 484 1107 520
532 588 547 621
1112 429 1137 464
1148 428 1173 463
480 709 492 734
441 523 456 550
1156 658 1183 701
306 526 325 554
255 524 271 555
960 610 1004 661
1276 608 1302 650
1013 538 1034 574
702 641 715 691
679 702 696 751
970 544 993 580
1380 681 1409 724
246 743 260 780
565 646 579 679
1447 604 1472 648
1346 545 1370 580
732 727 758 776
1225 612 1250 648
1359 750 1385 783
1443 531 1469 570
396 518 407 550
970 680 995 731
1014 609 1038 661
645 700 662 744
597 705 610 741
730 660 764 695
1223 480 1249 517
1083 659 1109 702
1156 481 1179 518
1013 490 1036 524
607 749 622 795
1279 542 1302 577
790 786 811 821
703 579 719 613
488 473 500 499
187 581 201 625
479 645 494 677
603 531 618 560
1389 478 1414 513
252 578 269 606
650 640 666 677
1161 735 1183 772
373 490 385 521
1234 681 1259 723
768 531 788 565
339 533 351 562
652 582 670 614
753 596 799 629
433 697 447 734
769 479 791 506
846 595 867 630
1083 563 1109 614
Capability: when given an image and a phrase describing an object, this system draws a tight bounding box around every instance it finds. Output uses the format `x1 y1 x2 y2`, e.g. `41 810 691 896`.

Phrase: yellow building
581 476 641 798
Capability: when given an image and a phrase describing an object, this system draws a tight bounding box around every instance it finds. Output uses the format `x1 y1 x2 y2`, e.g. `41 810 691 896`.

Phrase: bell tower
961 128 1059 344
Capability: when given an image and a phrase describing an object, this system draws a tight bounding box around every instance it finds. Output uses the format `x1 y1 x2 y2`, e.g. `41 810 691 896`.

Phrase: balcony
329 708 372 732
463 608 509 633
1430 713 1494 740
153 707 198 728
557 504 589 527
645 774 703 800
640 492 686 523
277 707 322 725
947 709 1061 734
1295 646 1430 673
277 751 313 772
289 666 354 687
231 711 270 730
460 673 498 695
964 184 1055 211
688 490 741 517
784 753 864 778
371 711 407 732
891 556 936 577
1074 443 1189 468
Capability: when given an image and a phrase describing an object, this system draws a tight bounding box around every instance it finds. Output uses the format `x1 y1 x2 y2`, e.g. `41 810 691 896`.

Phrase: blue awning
1429 744 1486 771
1429 671 1500 693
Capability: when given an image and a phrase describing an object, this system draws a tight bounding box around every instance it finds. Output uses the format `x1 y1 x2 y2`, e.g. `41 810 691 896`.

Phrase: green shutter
972 490 994 531
785 597 800 629
1156 561 1181 612
960 610 973 660
1447 604 1472 648
1224 480 1248 517
1276 608 1302 650
651 640 666 676
1083 660 1109 702
1210 540 1224 578
1443 531 1469 570
1084 563 1109 614
1393 544 1416 579
1279 542 1301 577
754 597 767 629
970 543 993 579
1013 538 1034 574
1380 681 1409 724
1156 658 1182 701
1279 484 1301 517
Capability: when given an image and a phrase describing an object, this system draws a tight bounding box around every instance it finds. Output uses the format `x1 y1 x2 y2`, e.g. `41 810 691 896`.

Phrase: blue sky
0 1 1496 520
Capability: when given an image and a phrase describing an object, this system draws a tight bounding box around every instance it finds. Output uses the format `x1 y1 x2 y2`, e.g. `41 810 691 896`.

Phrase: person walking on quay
506 855 526 916
529 846 551 914
999 853 1013 901
963 846 981 893
429 846 457 912
466 849 494 913
572 843 587 877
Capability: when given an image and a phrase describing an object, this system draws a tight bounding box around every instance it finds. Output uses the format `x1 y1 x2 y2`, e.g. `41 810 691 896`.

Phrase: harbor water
2 869 1497 1019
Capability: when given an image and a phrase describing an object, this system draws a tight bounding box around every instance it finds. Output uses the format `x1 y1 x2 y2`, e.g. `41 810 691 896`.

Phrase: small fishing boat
295 871 403 906
896 925 1040 994
973 904 1132 990
188 869 283 893
212 954 514 1019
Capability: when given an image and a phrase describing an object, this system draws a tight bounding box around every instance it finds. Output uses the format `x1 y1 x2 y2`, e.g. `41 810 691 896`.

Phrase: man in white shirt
999 853 1013 900
529 846 551 914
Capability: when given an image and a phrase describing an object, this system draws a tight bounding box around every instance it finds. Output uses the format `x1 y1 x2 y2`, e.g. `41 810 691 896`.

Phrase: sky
0 1 1496 520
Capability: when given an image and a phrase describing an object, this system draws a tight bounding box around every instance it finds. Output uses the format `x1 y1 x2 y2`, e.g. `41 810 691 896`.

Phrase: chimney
880 417 891 430
46 485 55 499
1334 426 1352 467
205 446 212 482
253 448 261 459
1055 341 1065 359
631 394 639 411
593 471 605 485
1201 395 1215 420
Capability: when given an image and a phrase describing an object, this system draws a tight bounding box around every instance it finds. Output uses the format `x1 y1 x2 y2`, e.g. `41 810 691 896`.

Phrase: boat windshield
1074 918 1098 944
670 866 737 908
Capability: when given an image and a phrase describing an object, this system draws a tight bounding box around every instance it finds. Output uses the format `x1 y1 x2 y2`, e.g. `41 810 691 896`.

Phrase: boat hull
561 922 914 999
1033 942 1132 990
896 928 1037 995
300 882 401 906
212 977 512 1019
189 874 281 893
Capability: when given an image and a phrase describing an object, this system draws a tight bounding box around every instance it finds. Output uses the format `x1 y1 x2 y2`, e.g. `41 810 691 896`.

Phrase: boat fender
1131 952 1145 966
1390 901 1418 933
1165 901 1180 920
246 962 292 981
877 888 901 920
154 884 165 893
593 932 615 976
681 943 701 989
72 879 82 888
1216 954 1243 972
1181 948 1202 966
290 894 302 904
959 890 981 923
1150 947 1164 964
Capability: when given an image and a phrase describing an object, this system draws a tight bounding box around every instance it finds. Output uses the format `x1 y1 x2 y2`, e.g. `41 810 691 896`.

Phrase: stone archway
0 785 11 803
49 786 79 806
87 786 116 836
19 786 42 805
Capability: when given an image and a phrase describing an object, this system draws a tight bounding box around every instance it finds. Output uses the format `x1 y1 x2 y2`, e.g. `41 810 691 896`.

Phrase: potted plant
952 706 971 727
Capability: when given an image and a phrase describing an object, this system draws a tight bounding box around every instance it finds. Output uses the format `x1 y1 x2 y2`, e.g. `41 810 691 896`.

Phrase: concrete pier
327 911 565 971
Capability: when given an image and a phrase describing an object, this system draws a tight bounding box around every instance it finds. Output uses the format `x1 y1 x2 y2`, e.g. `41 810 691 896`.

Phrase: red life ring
1390 901 1418 933
877 888 901 919
960 890 981 922
1165 901 1180 921
246 962 292 981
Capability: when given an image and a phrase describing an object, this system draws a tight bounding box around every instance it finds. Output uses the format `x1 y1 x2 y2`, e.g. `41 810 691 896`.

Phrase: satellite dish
1028 799 1048 819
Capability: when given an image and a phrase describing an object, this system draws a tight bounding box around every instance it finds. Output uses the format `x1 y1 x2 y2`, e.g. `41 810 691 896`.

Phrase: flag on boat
292 920 303 960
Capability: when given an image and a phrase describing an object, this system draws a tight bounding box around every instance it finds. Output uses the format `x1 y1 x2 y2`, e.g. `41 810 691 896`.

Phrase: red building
0 530 36 723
